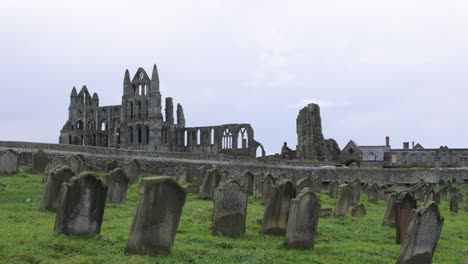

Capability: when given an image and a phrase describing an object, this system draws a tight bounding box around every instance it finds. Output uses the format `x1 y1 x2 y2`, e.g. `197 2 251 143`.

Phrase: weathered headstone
125 176 186 255
125 159 141 185
105 168 130 204
285 189 320 249
40 165 75 212
351 203 367 217
383 193 398 227
0 150 18 175
262 180 296 234
396 202 444 264
32 149 49 174
105 160 119 173
366 183 380 203
176 167 190 184
320 208 333 217
199 168 221 200
450 192 459 213
297 177 313 191
262 174 276 205
241 172 255 196
335 184 352 217
54 172 108 235
68 154 86 175
351 179 361 205
329 180 339 199
212 180 247 237
191 166 207 186
311 176 322 193
395 192 417 244
255 173 264 199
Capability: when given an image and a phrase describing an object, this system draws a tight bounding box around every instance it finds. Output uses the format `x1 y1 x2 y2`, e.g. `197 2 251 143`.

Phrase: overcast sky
1 0 468 154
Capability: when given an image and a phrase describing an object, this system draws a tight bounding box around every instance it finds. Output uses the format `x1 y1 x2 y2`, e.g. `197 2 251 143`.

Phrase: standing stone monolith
68 154 85 175
366 183 380 203
199 168 221 200
105 168 130 204
296 103 327 161
176 167 190 184
262 180 296 234
105 160 119 173
54 172 108 235
255 173 264 199
0 150 18 175
351 203 367 217
311 176 322 193
297 177 313 191
351 179 361 205
125 159 141 185
397 202 444 264
125 176 187 255
383 193 398 227
285 189 320 249
32 149 49 174
335 184 353 217
262 174 276 205
40 166 75 212
329 180 339 199
212 180 247 237
241 172 255 196
395 192 417 244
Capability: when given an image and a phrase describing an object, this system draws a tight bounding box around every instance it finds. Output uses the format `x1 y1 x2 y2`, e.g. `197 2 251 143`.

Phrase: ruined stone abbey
59 65 264 157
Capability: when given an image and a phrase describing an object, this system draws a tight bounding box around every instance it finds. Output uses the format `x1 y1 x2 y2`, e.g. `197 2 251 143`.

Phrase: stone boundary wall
1 140 468 185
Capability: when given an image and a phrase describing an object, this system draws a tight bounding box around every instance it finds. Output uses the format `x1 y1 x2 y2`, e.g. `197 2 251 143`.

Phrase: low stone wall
1 140 468 185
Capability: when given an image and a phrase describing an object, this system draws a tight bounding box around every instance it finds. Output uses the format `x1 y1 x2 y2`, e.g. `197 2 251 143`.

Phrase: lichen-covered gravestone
212 180 247 237
395 192 417 244
285 189 320 249
105 160 119 173
176 167 190 184
255 173 264 199
241 172 255 196
383 193 398 227
351 179 361 205
297 177 313 191
125 159 141 185
262 180 296 234
335 184 353 217
54 172 108 235
40 166 75 212
366 183 379 203
32 149 49 174
311 176 322 193
105 168 130 204
199 168 221 200
351 203 367 217
262 174 276 205
68 154 86 175
397 202 444 264
328 180 339 199
0 150 18 175
125 177 187 255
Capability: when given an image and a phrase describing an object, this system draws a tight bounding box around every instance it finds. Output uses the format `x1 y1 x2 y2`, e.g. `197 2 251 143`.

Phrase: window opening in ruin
238 128 248 149
117 128 121 145
129 126 133 144
222 128 232 149
210 128 215 145
93 134 96 146
184 130 188 147
81 135 84 145
197 130 201 145
145 126 150 144
69 135 72 144
137 126 142 144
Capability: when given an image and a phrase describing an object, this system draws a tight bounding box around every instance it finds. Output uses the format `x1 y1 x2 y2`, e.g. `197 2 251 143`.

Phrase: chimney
403 142 409 150
412 142 415 149
385 136 390 147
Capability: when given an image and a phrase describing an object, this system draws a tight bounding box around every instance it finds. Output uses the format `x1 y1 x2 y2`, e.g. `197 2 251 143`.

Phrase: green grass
0 168 467 263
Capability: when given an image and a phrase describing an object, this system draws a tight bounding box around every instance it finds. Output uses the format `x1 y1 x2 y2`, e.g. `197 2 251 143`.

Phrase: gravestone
125 159 141 185
185 183 200 194
191 166 208 186
44 157 69 175
255 173 264 199
395 192 417 244
397 202 444 264
329 180 339 199
383 193 398 227
40 166 75 212
351 179 361 205
32 149 49 174
335 184 352 217
366 183 379 203
320 208 333 217
105 168 130 204
199 168 221 200
54 172 108 235
285 189 320 249
241 172 255 196
297 177 313 191
105 160 119 173
351 203 367 217
0 150 18 175
125 177 186 255
68 154 85 175
450 193 459 213
262 174 276 205
311 176 322 193
176 167 190 184
262 180 296 234
212 180 247 237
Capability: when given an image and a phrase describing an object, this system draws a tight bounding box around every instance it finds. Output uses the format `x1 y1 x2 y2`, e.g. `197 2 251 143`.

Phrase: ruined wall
296 104 327 161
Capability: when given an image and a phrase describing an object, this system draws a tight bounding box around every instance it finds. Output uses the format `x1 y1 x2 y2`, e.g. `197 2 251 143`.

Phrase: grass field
0 167 467 263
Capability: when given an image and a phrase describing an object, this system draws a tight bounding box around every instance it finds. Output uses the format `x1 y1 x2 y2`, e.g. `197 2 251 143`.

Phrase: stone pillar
262 180 296 234
212 180 247 237
176 104 185 127
295 103 327 161
125 176 187 255
165 97 174 124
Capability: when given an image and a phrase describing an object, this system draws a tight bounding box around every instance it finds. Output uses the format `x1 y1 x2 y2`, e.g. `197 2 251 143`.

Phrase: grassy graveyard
0 168 467 264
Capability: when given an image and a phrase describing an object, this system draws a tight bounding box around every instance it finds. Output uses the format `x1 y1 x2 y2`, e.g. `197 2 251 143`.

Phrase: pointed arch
222 128 232 149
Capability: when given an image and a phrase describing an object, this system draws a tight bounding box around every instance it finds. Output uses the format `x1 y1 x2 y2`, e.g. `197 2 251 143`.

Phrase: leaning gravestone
199 168 221 200
311 176 322 193
395 192 417 244
54 172 108 235
255 173 264 199
212 180 247 237
125 176 187 255
68 154 86 175
366 183 380 203
176 167 190 184
105 160 119 173
396 202 444 264
262 180 296 234
105 168 130 204
335 184 353 217
383 193 398 227
297 177 313 191
285 189 320 249
351 203 367 217
125 159 141 185
0 150 18 175
32 149 49 174
262 174 276 205
40 165 75 212
329 180 339 199
241 171 255 196
351 179 361 205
